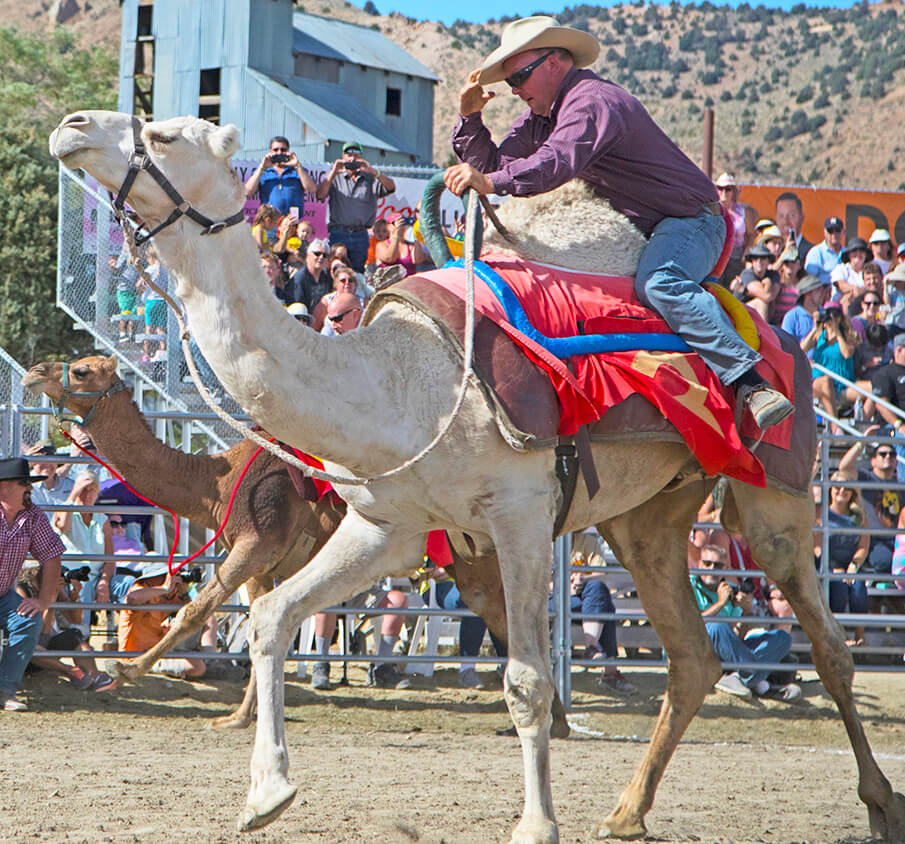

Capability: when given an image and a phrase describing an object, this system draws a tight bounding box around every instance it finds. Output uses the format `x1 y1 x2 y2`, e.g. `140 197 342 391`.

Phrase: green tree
0 27 117 364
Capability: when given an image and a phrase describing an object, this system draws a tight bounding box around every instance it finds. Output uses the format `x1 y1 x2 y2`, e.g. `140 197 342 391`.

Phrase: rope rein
118 189 480 488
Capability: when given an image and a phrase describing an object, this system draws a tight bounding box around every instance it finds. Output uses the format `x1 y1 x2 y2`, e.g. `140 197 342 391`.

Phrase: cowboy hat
0 457 47 484
478 16 600 85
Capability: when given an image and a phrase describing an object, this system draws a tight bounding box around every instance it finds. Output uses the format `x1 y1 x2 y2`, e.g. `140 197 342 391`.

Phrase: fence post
551 533 572 709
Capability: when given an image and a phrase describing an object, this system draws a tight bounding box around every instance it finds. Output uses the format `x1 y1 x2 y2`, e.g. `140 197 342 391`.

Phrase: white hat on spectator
137 562 171 581
887 265 905 285
758 225 783 242
755 218 775 232
714 172 737 188
870 228 892 244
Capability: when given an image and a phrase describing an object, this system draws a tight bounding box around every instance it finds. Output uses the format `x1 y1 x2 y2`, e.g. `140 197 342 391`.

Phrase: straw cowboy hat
478 16 600 85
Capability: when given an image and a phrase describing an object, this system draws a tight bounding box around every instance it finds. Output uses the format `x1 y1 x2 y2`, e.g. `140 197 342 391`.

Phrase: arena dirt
3 663 905 843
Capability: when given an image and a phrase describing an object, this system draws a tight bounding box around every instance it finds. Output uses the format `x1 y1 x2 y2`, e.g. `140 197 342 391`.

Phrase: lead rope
120 189 479 488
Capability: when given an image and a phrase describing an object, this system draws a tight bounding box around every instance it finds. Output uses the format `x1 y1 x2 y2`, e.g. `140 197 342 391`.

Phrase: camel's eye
72 367 90 379
145 129 180 146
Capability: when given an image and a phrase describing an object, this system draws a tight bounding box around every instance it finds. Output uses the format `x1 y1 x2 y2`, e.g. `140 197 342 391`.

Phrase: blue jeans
548 578 617 658
434 580 505 660
705 621 791 688
828 578 869 614
0 588 43 696
328 228 369 273
635 210 761 385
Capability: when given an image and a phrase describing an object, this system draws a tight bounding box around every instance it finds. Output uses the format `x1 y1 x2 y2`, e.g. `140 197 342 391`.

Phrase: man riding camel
444 16 793 432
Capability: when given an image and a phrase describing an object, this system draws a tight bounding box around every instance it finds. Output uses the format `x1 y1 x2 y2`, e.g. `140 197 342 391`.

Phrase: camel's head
23 355 122 417
49 110 243 236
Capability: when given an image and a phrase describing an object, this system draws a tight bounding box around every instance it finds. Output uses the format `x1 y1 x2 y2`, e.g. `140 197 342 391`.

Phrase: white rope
120 190 480 487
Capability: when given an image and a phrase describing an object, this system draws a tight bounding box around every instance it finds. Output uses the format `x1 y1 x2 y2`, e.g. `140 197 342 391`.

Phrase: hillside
5 0 905 191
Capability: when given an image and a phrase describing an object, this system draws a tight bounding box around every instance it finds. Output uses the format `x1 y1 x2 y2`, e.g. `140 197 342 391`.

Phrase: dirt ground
4 662 905 844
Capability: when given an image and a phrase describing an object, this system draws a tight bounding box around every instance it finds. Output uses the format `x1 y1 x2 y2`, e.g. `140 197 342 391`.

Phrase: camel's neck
84 391 221 526
153 224 403 469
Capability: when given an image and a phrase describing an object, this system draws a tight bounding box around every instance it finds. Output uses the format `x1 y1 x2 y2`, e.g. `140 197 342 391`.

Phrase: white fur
485 180 647 275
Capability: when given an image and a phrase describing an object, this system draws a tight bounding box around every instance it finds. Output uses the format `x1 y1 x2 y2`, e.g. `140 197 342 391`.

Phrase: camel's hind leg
239 510 424 833
210 573 273 730
596 481 720 840
729 481 905 842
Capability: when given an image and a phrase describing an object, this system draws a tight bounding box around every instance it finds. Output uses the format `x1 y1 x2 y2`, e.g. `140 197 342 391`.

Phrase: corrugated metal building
118 0 438 165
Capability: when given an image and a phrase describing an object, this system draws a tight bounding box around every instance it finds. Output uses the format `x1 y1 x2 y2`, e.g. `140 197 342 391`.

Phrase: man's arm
315 159 343 201
17 556 61 617
286 153 316 195
871 369 902 429
244 152 273 198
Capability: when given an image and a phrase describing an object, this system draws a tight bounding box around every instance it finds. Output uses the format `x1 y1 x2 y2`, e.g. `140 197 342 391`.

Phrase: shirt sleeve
872 366 894 401
451 112 503 173
29 510 66 563
488 90 624 197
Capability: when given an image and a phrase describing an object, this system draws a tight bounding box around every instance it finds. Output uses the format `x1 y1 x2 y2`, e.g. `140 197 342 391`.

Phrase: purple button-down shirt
452 67 717 237
0 504 65 595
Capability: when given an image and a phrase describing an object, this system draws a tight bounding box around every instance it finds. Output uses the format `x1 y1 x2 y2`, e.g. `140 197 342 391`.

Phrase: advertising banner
738 184 905 247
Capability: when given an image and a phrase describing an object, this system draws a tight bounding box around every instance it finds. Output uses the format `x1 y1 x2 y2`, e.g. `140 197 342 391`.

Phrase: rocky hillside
7 0 905 190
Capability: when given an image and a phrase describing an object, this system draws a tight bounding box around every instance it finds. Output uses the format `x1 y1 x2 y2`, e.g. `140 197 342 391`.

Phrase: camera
344 160 362 171
725 578 755 599
270 153 290 165
816 306 839 325
63 565 91 583
180 566 203 584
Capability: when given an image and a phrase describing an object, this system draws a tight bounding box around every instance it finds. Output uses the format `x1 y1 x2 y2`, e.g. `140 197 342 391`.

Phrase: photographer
802 301 858 434
316 141 396 273
375 212 428 278
692 545 800 701
244 136 316 217
116 563 215 681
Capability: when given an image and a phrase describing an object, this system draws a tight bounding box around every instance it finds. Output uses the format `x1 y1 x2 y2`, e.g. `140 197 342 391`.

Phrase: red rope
60 428 264 576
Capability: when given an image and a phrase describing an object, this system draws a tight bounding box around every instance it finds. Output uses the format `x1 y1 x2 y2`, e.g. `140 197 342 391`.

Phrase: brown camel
23 355 568 734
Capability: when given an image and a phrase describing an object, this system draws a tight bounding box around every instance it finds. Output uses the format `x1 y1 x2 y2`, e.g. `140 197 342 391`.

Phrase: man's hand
16 596 46 617
287 151 299 169
459 69 495 116
716 580 735 607
444 163 493 197
261 151 274 169
95 580 110 603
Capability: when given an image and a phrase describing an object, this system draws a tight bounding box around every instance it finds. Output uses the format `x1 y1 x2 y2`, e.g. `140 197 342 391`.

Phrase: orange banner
738 184 905 248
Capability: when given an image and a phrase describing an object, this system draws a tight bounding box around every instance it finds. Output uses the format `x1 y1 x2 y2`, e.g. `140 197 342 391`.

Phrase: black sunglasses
328 307 360 323
309 250 326 257
826 226 843 234
504 51 554 89
863 299 881 306
875 450 896 458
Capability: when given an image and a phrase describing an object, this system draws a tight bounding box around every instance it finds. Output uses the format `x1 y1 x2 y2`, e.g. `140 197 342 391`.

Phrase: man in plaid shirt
0 457 65 711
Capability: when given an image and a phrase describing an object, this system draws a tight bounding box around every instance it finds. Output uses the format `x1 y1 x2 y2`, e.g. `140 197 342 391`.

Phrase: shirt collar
549 65 583 123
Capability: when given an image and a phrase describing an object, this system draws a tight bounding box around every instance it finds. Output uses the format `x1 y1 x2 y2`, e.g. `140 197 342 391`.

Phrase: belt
701 201 722 216
328 224 368 233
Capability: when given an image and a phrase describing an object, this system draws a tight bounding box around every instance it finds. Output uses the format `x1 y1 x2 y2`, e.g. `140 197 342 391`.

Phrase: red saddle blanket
416 253 797 488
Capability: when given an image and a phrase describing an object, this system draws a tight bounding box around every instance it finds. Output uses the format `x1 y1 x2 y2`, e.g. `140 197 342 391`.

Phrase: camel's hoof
237 784 297 832
208 713 251 731
508 817 558 844
869 790 905 841
550 716 570 739
598 810 646 840
109 660 140 682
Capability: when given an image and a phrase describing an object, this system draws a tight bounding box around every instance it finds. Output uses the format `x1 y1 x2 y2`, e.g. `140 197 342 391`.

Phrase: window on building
385 87 401 117
132 0 155 119
199 68 221 125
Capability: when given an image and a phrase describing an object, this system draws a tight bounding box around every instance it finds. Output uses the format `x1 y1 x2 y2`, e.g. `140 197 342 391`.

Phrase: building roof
292 12 438 82
248 68 415 156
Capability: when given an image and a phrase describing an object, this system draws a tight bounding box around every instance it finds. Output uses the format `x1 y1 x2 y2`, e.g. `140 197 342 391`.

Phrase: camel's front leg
210 573 273 730
732 483 905 842
492 517 559 844
112 540 263 683
239 510 423 832
597 483 717 840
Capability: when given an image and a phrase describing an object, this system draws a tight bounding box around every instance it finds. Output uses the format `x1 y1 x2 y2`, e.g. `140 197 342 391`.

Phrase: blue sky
351 0 857 27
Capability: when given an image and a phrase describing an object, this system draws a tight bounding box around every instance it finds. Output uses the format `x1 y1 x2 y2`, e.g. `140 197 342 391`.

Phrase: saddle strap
553 437 579 539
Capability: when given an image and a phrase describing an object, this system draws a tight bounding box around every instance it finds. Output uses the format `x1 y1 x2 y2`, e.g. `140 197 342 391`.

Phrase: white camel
49 110 905 844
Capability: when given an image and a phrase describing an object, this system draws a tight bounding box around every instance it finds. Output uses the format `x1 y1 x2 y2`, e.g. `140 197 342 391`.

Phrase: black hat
841 237 869 263
745 243 773 260
824 216 844 230
0 457 47 483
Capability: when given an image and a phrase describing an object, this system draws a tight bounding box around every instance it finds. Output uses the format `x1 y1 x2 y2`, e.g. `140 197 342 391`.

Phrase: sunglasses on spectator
328 307 360 323
310 250 326 257
863 299 881 306
109 519 124 526
505 51 555 88
875 450 896 458
826 225 843 233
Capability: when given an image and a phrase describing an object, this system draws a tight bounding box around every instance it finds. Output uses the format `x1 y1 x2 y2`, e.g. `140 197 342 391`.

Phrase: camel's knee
668 649 722 703
247 599 290 658
504 660 553 728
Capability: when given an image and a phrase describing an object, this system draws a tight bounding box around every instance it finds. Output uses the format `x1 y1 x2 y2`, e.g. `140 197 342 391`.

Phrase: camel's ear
209 124 240 160
103 355 119 375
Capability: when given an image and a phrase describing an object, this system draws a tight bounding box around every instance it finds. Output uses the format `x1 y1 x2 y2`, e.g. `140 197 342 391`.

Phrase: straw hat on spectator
477 16 600 84
755 218 776 232
714 172 737 188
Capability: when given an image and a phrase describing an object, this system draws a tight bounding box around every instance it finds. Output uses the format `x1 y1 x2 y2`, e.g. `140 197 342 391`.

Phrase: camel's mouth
49 124 92 164
21 366 53 395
